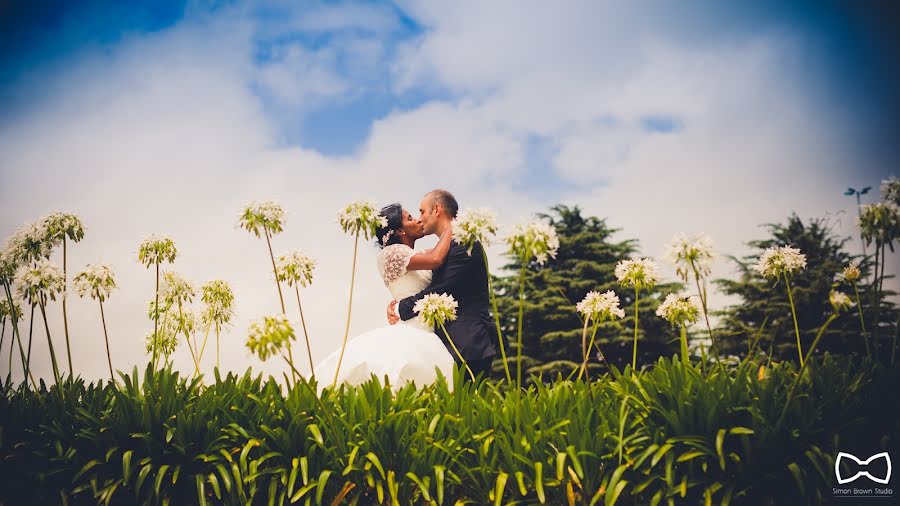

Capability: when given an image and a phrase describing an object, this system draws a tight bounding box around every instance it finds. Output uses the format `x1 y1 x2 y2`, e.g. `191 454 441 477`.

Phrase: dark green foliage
714 213 897 361
1 357 897 505
492 205 682 380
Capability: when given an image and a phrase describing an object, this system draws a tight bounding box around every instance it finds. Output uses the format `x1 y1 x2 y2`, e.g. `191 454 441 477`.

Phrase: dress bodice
377 245 433 332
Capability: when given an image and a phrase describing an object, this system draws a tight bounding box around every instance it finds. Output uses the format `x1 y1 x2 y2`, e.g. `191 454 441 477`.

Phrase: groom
387 189 498 379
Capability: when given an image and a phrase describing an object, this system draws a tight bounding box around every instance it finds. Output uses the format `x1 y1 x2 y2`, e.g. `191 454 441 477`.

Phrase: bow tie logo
835 452 892 485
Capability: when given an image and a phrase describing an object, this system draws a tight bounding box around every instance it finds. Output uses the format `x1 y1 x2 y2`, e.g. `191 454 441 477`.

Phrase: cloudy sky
1 0 897 383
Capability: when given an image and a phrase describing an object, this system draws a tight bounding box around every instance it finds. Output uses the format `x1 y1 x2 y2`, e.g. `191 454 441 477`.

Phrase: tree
491 205 682 381
713 213 896 361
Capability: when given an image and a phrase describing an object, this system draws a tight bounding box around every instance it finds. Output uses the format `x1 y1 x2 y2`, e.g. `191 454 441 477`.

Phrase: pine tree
491 205 682 382
713 213 896 361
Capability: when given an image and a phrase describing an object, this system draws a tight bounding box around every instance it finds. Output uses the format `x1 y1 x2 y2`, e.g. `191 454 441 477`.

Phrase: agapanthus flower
73 263 117 302
276 251 316 287
6 222 53 265
338 201 386 240
655 293 702 326
413 293 458 328
452 208 499 255
246 315 295 361
200 280 236 328
17 259 65 305
0 248 17 285
662 233 716 281
137 235 177 267
859 202 900 245
576 290 626 322
159 271 195 306
615 258 660 289
752 246 807 279
833 260 861 284
506 220 560 265
828 290 855 313
42 212 85 245
0 298 23 321
881 175 900 205
145 320 178 357
239 201 286 237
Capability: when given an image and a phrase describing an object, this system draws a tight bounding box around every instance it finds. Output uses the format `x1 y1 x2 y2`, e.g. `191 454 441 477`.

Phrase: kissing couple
314 190 500 390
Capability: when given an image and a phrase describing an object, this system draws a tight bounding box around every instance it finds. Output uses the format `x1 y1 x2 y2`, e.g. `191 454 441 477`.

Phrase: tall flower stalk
834 261 869 357
575 290 625 380
858 201 899 360
138 235 177 367
0 299 23 375
415 293 474 381
160 271 199 374
663 233 719 360
452 208 510 383
73 263 117 381
239 201 287 313
198 280 235 371
656 293 702 364
43 212 85 376
615 258 660 370
334 201 385 388
506 220 560 386
276 252 316 373
753 245 808 365
17 259 66 385
0 247 31 387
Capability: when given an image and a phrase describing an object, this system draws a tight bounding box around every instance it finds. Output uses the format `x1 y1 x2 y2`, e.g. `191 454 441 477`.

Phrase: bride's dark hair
375 203 404 249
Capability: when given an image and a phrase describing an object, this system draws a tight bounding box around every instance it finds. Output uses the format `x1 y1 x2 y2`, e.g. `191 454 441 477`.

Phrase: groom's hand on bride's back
387 300 400 325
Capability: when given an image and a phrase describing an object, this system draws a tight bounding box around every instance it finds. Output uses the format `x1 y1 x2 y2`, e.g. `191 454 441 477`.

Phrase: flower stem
265 227 287 314
440 322 475 381
152 262 160 367
778 313 838 428
483 249 512 384
295 285 315 374
680 325 689 364
517 262 526 387
26 304 34 387
632 287 640 371
333 233 359 388
39 298 61 385
62 238 73 376
579 318 601 381
198 322 213 371
691 263 719 362
215 323 220 371
99 299 113 382
851 281 870 358
4 282 33 387
177 302 200 375
784 274 804 366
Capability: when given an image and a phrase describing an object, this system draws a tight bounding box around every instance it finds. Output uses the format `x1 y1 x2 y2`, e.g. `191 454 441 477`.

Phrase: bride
313 203 456 391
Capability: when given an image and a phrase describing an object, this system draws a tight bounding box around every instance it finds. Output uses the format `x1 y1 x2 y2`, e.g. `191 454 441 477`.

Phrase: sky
1 0 898 383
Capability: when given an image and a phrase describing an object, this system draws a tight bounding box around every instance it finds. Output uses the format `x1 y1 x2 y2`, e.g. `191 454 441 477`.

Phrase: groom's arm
397 243 478 321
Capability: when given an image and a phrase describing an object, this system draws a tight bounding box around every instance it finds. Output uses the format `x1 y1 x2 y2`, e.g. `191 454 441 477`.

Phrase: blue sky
0 0 897 381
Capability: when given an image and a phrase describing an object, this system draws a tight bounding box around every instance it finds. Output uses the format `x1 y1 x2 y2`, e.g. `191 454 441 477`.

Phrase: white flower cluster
137 235 177 267
833 260 861 284
5 222 53 266
43 212 85 243
859 202 900 244
752 245 807 279
828 290 855 313
655 293 702 326
239 201 286 237
159 271 195 306
881 175 900 205
663 233 716 281
506 220 560 265
413 292 458 328
246 315 295 361
338 201 387 240
73 263 117 302
17 259 66 305
201 280 236 328
452 208 499 255
615 258 660 289
276 251 316 287
576 290 625 322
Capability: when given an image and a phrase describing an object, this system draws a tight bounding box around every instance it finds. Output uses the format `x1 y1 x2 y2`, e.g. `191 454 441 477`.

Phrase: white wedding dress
313 244 455 392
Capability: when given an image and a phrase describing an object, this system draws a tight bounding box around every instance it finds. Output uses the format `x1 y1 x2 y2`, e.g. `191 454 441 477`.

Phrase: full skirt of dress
313 323 455 392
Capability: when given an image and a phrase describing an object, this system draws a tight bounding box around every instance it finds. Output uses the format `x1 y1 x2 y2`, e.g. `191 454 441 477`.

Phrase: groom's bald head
419 189 457 235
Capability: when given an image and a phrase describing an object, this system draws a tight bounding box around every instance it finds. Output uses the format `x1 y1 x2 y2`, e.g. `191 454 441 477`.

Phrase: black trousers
467 356 495 382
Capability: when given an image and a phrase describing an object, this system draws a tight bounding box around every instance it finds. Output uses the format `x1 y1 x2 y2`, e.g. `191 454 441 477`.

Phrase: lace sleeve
377 244 415 286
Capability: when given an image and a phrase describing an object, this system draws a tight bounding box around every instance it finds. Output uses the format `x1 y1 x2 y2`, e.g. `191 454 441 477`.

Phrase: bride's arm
406 227 453 271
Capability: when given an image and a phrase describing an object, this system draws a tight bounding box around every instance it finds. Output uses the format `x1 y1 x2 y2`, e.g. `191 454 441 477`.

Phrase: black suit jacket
398 241 498 363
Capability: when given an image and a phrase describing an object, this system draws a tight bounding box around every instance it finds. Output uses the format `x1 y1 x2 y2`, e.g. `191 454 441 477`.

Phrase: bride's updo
375 203 404 249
